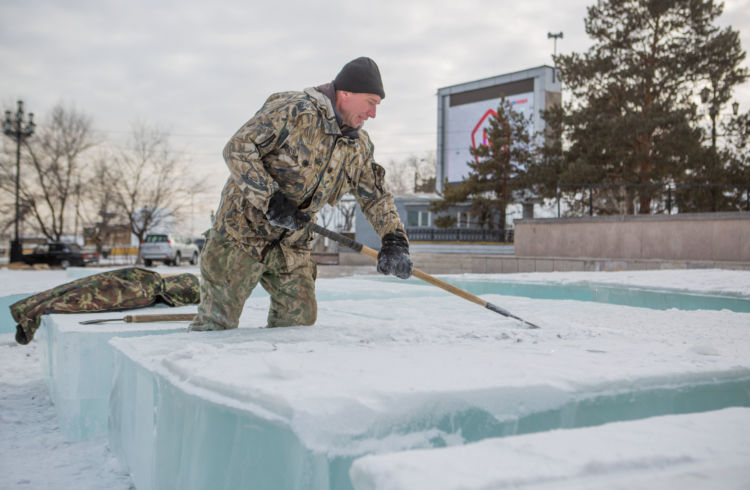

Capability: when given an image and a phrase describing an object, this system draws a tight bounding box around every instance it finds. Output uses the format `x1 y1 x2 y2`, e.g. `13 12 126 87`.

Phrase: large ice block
107 286 750 490
33 276 431 442
349 407 750 490
37 305 197 440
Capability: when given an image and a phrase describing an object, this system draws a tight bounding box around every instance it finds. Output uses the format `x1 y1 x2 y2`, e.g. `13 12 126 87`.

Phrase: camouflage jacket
10 267 199 344
214 86 405 270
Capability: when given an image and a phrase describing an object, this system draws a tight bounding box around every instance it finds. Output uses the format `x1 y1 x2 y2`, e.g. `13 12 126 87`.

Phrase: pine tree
532 0 748 214
430 99 532 230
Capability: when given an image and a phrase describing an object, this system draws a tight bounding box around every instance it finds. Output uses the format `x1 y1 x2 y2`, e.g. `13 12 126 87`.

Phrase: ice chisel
307 222 540 329
79 313 196 325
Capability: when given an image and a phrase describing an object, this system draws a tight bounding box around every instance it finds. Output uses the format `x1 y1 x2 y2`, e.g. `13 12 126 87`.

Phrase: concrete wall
515 212 750 262
338 249 750 274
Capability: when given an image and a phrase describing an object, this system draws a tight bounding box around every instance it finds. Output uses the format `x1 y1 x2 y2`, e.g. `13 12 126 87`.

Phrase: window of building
457 211 470 228
407 209 431 227
418 211 430 227
407 210 420 227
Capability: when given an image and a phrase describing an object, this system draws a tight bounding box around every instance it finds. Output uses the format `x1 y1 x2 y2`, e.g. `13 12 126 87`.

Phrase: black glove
265 191 310 230
377 232 413 279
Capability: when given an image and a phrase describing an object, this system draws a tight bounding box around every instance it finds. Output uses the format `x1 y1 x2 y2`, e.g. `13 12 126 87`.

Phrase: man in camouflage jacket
190 57 413 331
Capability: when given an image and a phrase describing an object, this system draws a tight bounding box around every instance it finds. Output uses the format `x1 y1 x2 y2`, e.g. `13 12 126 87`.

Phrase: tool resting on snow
308 222 540 329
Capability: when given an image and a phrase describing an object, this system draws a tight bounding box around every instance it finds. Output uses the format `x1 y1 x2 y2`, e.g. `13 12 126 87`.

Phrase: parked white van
139 234 199 266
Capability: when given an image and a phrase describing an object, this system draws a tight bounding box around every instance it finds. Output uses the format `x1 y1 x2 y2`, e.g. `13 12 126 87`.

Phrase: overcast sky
1 0 748 232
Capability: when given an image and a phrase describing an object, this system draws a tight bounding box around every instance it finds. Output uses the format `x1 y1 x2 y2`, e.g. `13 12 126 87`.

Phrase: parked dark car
23 242 100 269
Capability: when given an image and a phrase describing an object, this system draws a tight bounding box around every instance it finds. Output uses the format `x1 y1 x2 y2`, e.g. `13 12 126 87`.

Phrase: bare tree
0 140 18 236
77 156 123 254
106 121 206 253
335 197 356 232
22 104 97 241
311 204 337 251
381 151 437 196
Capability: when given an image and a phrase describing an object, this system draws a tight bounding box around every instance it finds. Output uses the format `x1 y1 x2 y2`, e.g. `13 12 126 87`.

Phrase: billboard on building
436 66 561 190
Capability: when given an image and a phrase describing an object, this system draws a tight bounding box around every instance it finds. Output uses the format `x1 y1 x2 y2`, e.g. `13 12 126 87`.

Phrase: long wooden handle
308 222 539 328
123 313 197 323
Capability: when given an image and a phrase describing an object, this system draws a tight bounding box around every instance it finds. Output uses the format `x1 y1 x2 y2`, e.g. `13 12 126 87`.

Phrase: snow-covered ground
0 333 133 489
1 266 749 489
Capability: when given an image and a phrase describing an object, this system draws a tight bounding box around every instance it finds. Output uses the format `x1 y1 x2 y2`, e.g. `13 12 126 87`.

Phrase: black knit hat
333 57 385 99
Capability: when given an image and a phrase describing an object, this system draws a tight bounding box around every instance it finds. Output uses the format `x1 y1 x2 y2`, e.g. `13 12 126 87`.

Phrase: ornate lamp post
3 100 35 263
700 87 741 151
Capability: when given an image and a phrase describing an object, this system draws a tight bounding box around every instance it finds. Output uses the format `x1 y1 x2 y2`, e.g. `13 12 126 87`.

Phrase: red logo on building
471 109 497 162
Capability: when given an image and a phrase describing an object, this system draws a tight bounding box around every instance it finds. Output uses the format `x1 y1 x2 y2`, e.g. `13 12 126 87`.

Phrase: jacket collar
306 85 360 139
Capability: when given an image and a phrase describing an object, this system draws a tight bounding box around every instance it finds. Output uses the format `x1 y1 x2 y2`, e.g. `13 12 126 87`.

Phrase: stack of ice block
37 305 197 440
106 283 750 490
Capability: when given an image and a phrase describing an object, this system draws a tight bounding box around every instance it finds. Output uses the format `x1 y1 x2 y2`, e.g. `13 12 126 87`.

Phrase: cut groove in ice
360 276 750 313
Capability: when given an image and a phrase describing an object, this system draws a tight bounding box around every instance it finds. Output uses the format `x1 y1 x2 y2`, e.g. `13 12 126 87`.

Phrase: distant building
355 66 560 249
354 194 511 250
83 224 135 248
436 65 561 192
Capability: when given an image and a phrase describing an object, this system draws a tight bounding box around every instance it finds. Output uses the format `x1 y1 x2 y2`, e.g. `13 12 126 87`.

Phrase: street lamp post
700 87 741 151
547 31 563 83
3 100 36 263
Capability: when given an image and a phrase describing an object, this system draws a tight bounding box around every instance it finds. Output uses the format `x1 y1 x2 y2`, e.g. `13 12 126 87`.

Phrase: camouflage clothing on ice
10 267 199 344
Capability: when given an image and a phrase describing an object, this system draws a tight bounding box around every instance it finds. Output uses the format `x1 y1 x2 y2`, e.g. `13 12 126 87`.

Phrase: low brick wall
515 212 750 263
410 254 750 273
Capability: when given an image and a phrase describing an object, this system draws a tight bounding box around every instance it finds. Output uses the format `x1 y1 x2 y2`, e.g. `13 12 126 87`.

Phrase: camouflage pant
189 229 317 331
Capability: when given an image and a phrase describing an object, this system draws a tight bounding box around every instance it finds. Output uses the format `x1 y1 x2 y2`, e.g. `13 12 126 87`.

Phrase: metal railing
406 227 514 243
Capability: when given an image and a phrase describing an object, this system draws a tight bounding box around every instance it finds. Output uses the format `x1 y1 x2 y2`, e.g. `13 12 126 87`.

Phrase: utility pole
3 100 36 263
548 32 563 83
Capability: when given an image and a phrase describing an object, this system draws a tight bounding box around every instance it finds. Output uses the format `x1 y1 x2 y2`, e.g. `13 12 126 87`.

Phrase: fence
406 227 514 243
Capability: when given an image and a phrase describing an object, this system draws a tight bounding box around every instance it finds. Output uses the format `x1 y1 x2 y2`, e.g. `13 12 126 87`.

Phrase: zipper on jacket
300 134 341 209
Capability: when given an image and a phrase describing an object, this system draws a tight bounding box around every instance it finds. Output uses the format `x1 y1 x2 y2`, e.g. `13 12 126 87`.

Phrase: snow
105 291 750 489
456 268 750 297
0 332 132 489
1 266 749 489
349 408 750 490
